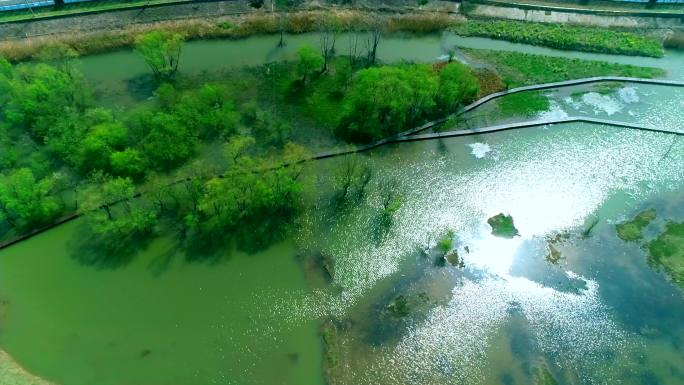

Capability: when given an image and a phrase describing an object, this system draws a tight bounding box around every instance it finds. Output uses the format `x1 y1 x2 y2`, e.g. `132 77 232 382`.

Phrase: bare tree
365 22 382 66
319 17 339 73
278 13 287 47
348 30 360 69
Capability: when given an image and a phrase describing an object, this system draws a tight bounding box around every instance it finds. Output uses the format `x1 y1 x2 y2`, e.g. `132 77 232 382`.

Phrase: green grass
616 209 656 241
647 221 684 289
451 20 664 58
461 48 665 87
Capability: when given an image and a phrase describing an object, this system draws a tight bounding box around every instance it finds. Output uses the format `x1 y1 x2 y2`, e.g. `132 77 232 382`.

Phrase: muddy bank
0 349 54 385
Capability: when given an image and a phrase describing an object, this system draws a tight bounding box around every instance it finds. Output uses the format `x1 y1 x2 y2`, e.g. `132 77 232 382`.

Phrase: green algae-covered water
2 33 684 385
0 221 324 385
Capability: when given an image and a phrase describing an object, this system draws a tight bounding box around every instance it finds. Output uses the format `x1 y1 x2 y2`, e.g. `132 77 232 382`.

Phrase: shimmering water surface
1 33 683 385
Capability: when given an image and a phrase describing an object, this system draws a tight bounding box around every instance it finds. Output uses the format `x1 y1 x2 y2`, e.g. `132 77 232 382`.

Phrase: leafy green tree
248 108 291 148
437 62 479 111
191 138 308 238
78 121 128 172
45 107 114 168
0 168 61 229
3 63 90 139
297 45 324 85
79 174 157 243
110 148 147 178
134 31 184 81
141 112 197 169
80 174 135 220
0 57 13 107
337 65 438 142
175 84 240 139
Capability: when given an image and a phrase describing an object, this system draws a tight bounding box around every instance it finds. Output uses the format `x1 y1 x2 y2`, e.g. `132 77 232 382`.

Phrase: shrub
134 30 185 81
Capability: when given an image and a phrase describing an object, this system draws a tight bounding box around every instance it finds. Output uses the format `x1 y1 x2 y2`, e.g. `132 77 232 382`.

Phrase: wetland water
1 32 684 385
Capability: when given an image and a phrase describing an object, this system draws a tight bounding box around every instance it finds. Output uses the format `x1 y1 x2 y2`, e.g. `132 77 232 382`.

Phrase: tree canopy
134 31 185 81
337 64 438 142
297 45 324 85
337 62 478 142
0 168 61 230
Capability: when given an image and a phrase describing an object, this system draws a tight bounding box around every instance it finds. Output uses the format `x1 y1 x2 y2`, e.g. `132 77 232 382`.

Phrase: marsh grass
461 48 665 88
451 19 664 58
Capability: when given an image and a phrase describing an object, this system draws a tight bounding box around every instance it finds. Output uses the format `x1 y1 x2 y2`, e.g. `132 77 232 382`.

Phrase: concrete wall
467 3 684 28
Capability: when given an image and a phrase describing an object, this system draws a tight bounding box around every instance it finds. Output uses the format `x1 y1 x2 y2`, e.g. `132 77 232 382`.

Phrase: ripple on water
265 123 684 384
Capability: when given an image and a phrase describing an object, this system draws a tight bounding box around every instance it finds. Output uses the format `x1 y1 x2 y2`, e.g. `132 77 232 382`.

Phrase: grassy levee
451 19 665 58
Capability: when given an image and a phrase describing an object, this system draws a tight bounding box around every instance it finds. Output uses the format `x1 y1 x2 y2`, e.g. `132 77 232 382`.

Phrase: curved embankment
1 76 683 250
0 349 54 385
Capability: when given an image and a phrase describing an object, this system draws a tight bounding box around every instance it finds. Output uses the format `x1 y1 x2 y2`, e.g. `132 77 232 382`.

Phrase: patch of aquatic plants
461 48 665 88
488 213 519 238
646 221 684 289
545 231 570 265
451 20 664 58
534 364 560 385
616 209 656 241
429 229 466 268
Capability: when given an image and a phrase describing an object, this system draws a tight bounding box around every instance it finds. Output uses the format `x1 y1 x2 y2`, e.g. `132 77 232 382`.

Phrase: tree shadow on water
181 212 293 264
68 223 153 270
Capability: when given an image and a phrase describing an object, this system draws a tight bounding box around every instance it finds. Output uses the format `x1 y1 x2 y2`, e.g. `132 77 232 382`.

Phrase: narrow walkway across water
398 76 684 137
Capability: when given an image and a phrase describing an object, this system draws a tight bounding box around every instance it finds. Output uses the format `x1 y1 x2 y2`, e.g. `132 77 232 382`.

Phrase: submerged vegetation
451 19 664 58
616 209 656 241
488 213 519 238
647 221 684 289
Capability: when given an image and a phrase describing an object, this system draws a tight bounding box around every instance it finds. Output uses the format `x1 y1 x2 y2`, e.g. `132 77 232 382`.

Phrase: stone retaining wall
466 1 684 28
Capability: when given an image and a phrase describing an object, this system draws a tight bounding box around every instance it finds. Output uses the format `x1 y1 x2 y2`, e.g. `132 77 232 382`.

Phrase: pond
1 32 684 385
